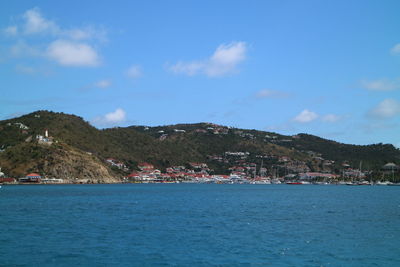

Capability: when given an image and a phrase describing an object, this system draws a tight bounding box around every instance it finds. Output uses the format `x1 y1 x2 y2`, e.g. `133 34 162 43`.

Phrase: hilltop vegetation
0 110 399 180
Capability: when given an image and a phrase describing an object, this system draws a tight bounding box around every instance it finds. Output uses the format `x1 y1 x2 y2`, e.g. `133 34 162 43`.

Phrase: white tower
45 129 48 138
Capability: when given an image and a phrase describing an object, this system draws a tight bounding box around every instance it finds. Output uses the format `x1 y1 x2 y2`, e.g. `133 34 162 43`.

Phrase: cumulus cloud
92 108 127 126
126 65 142 79
17 8 106 41
255 89 289 99
368 99 400 119
168 41 247 77
47 40 100 66
361 79 399 91
3 8 106 67
104 108 126 123
94 79 111 88
391 43 400 54
293 109 318 123
23 8 59 35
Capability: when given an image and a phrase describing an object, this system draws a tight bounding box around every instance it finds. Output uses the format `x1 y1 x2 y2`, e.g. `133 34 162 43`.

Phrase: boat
252 180 271 184
271 178 282 184
314 181 329 185
375 181 392 186
286 181 303 185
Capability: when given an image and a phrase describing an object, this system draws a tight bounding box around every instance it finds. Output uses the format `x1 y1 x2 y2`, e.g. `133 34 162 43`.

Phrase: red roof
26 173 41 177
0 178 15 182
127 172 140 178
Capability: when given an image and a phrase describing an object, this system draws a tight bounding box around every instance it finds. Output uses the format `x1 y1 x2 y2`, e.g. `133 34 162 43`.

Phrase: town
1 158 399 185
1 116 399 186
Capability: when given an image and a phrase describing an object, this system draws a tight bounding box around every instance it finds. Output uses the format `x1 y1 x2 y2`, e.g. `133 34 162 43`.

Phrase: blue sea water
1 184 400 266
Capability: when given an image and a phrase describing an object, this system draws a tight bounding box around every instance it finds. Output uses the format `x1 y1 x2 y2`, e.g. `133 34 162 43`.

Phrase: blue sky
1 1 400 147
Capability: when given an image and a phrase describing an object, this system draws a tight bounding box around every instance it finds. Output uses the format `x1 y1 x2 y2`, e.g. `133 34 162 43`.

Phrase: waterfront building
19 173 42 183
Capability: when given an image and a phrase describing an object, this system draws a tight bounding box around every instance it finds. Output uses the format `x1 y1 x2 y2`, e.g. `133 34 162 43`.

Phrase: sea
1 184 399 266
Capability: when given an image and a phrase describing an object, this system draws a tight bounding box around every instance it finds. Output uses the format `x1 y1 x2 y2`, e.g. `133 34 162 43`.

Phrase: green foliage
0 111 399 176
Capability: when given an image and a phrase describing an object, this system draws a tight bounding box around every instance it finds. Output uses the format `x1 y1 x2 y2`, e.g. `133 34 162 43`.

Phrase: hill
0 110 399 181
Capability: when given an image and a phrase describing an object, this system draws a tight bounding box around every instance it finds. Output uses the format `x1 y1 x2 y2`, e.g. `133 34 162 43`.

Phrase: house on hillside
106 158 127 169
14 122 29 130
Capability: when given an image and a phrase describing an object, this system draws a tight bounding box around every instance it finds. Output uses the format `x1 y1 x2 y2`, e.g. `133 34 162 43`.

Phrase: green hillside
0 110 399 179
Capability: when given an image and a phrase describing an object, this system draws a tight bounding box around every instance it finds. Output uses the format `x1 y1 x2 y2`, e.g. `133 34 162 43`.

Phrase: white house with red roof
19 173 42 183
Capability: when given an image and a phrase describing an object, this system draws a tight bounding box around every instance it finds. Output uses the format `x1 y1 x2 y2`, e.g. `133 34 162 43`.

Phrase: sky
1 1 400 147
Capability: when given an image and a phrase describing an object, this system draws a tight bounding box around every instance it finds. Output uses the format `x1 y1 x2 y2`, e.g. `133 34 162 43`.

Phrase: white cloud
322 114 341 123
168 41 247 77
368 99 400 119
47 40 100 66
293 109 318 123
4 26 18 36
5 8 108 41
19 8 107 41
23 8 59 35
391 43 400 54
206 42 247 77
94 79 112 88
169 61 203 76
361 79 399 91
92 108 127 126
126 65 142 79
255 89 289 99
104 108 126 123
3 9 107 68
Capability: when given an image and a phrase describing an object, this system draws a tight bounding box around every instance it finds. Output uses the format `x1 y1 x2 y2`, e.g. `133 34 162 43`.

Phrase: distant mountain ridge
0 110 399 180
